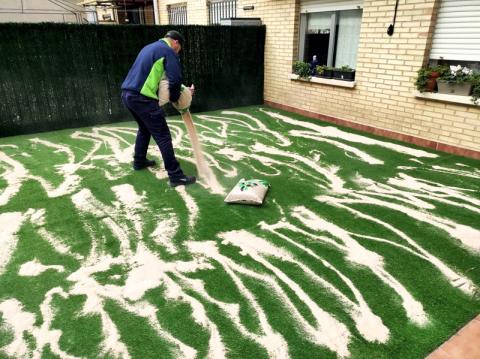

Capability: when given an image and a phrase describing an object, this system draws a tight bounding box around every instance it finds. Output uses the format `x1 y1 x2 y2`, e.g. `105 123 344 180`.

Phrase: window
208 0 237 25
429 0 480 69
298 1 363 69
168 3 187 25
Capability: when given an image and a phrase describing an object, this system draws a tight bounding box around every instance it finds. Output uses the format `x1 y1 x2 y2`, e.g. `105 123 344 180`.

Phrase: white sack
224 179 270 205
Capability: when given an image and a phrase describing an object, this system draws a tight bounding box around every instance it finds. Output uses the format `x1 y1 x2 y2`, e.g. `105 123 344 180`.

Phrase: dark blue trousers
121 90 184 180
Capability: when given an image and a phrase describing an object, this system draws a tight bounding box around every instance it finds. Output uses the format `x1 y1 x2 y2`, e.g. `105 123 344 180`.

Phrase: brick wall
153 0 480 154
237 0 480 154
187 0 209 24
158 0 208 24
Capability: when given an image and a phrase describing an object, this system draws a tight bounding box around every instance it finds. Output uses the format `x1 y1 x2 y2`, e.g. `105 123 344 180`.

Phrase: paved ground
427 315 480 359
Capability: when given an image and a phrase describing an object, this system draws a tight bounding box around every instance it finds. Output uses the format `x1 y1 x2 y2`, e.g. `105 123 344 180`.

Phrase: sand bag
224 179 270 205
158 78 192 114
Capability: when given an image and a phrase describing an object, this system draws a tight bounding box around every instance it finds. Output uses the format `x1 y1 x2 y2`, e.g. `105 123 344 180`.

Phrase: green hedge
0 23 265 137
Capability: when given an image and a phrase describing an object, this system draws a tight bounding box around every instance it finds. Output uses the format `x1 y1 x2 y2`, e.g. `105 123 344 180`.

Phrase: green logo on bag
238 179 269 191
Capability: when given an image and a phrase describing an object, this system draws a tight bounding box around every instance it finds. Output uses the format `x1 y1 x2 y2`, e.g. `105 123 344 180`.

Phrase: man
310 55 319 74
121 30 196 187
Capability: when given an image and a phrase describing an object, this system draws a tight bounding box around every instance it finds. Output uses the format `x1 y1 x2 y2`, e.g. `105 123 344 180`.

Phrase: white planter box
437 80 472 96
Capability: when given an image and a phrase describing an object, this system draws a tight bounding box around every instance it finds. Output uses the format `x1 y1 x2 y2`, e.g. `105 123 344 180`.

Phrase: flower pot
320 69 333 79
437 80 472 96
425 71 440 92
333 70 355 81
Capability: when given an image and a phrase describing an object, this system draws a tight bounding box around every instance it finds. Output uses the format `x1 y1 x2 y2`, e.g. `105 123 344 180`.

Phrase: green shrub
293 61 312 79
439 65 473 84
471 71 480 105
414 65 448 92
315 65 326 75
315 65 334 75
335 65 355 72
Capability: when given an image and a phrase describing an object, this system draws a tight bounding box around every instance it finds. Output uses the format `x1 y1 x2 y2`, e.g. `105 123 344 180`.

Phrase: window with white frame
429 0 480 69
298 0 363 69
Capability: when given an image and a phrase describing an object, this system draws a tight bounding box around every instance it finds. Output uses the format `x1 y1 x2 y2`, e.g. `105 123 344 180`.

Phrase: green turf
0 106 479 358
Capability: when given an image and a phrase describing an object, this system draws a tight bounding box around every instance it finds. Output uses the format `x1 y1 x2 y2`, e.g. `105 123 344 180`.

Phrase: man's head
165 30 185 54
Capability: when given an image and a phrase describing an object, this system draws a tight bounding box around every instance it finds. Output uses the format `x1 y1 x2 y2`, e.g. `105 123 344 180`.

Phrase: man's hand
189 84 195 96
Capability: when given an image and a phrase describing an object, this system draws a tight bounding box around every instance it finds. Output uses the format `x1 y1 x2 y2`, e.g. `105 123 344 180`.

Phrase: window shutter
300 0 363 14
430 0 480 62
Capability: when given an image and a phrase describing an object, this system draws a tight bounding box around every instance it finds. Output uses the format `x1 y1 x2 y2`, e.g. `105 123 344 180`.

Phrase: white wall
0 0 90 23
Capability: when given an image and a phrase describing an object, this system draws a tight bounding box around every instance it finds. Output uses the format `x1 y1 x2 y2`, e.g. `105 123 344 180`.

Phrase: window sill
288 74 356 88
414 91 478 107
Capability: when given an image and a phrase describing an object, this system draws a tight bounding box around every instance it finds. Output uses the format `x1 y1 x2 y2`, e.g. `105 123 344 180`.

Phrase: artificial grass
0 106 479 358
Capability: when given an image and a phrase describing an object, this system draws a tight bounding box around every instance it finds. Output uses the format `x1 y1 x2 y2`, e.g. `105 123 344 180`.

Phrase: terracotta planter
425 71 440 92
437 80 472 96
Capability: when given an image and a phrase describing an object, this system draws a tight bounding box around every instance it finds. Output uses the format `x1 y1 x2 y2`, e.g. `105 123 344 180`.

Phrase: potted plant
437 65 473 96
316 65 334 79
333 65 355 81
292 61 312 80
415 65 447 92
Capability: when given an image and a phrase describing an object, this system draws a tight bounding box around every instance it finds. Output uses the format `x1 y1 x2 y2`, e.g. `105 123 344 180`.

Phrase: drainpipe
153 0 160 24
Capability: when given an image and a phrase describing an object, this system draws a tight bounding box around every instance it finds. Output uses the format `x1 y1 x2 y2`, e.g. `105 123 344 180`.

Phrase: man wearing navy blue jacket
121 30 196 187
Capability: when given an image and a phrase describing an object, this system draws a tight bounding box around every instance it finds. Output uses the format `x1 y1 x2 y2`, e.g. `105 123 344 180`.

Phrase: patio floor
427 315 480 358
0 106 479 358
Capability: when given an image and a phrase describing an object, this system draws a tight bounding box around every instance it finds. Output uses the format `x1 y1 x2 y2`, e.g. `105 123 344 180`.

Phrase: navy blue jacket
121 38 182 102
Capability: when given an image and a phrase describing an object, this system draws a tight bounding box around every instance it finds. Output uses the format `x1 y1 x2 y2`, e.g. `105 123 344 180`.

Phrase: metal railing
168 3 187 25
208 0 237 25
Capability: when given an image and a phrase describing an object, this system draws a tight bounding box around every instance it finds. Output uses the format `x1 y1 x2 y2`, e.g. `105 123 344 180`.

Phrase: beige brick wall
154 0 480 152
187 0 209 24
158 0 208 25
239 0 480 152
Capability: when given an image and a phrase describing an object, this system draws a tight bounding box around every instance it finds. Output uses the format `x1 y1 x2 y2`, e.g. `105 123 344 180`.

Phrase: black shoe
169 175 197 187
133 159 156 170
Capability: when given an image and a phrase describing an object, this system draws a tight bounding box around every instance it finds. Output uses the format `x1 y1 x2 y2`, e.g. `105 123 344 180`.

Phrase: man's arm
164 50 182 103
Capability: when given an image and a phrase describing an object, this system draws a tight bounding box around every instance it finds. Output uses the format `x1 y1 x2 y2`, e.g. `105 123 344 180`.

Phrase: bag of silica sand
158 78 192 114
225 179 270 205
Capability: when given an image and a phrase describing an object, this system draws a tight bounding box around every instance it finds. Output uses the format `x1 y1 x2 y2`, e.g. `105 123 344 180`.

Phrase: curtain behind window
334 9 362 68
306 12 332 64
307 12 332 34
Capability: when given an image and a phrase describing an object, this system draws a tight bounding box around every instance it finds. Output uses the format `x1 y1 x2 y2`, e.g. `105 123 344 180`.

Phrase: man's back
121 39 182 101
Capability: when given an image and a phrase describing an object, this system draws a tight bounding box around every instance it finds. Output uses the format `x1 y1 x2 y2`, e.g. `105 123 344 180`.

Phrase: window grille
208 0 237 25
168 3 187 25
